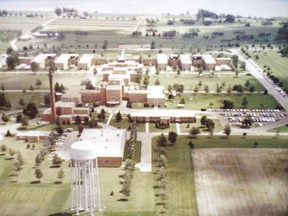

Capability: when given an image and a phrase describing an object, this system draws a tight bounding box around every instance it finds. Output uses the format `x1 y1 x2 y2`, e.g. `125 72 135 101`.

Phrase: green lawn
165 93 280 110
269 124 288 133
149 73 264 92
0 137 155 216
177 135 288 148
179 119 223 133
246 49 288 90
108 116 146 132
152 136 198 216
149 123 177 133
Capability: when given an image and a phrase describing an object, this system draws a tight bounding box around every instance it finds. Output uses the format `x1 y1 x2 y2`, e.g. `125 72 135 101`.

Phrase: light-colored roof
16 131 50 137
131 110 196 118
202 55 216 64
157 54 168 64
180 54 192 64
55 54 79 64
147 86 165 99
32 54 56 63
79 54 94 64
55 101 75 108
79 129 126 157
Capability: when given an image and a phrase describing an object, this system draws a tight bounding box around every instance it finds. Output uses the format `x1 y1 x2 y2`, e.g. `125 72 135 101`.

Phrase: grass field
247 50 288 90
0 72 91 90
179 119 223 133
165 93 280 110
150 73 264 92
152 136 198 216
193 148 288 216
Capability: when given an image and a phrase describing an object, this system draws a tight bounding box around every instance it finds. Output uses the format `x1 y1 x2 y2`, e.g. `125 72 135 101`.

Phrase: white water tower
70 140 101 216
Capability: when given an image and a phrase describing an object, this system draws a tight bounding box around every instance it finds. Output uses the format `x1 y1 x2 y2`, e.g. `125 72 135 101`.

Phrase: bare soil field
193 148 288 216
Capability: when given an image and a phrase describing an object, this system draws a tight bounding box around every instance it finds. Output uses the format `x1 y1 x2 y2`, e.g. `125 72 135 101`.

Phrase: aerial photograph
0 0 287 215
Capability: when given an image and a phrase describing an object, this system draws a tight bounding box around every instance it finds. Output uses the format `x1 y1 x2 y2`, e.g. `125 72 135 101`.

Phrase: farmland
193 148 288 216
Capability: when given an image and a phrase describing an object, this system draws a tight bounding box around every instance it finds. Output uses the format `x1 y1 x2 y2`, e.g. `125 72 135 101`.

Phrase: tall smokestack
48 62 56 123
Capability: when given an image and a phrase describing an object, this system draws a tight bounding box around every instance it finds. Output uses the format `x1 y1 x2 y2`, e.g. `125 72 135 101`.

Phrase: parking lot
208 108 287 126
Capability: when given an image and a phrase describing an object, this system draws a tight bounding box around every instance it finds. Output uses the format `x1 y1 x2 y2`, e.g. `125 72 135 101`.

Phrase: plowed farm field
193 148 288 216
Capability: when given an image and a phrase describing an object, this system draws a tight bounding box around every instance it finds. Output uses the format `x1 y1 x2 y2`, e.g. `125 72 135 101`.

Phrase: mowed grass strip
247 50 288 88
0 185 70 215
150 74 264 92
164 93 280 110
152 136 199 216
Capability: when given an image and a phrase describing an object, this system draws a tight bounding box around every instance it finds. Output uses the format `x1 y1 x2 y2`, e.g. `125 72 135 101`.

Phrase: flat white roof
157 54 168 64
79 129 126 157
55 54 79 64
180 54 192 64
32 53 56 63
55 101 75 108
79 54 94 64
17 131 50 137
131 110 196 118
147 85 165 99
202 55 216 64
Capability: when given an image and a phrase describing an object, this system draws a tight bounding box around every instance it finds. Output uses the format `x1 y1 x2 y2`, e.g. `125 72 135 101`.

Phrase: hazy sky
0 0 287 17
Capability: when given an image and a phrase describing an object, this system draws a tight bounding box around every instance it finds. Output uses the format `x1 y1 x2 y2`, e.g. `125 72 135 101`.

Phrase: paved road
230 49 288 111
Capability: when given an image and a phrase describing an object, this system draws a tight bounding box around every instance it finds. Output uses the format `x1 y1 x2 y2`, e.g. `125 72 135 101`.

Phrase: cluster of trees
1 145 25 179
0 10 8 16
200 115 215 134
163 30 176 38
120 121 138 201
54 82 66 93
23 102 38 119
181 19 196 25
155 133 169 212
6 48 19 70
132 31 142 37
197 9 218 20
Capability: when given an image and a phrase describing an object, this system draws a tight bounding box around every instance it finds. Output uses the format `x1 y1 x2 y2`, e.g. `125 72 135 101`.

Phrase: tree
205 119 215 129
242 96 248 107
5 129 12 137
52 155 63 167
1 113 9 122
35 79 42 87
116 111 122 122
168 131 178 145
231 55 239 68
74 115 81 125
29 85 34 91
188 141 194 149
8 148 16 158
34 169 43 182
98 108 106 122
1 83 4 91
55 7 62 16
30 61 39 72
189 127 200 137
223 124 231 136
154 78 160 85
1 144 7 153
248 85 255 94
57 168 65 183
16 113 23 123
227 85 232 94
18 98 26 106
200 115 207 126
225 14 235 23
6 55 18 70
21 116 29 127
157 133 168 147
263 89 268 95
23 102 38 119
56 126 64 135
242 115 253 128
151 41 156 49
222 99 234 109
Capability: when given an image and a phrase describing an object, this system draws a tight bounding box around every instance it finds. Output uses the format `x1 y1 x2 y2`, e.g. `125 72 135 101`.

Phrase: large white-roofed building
157 54 168 70
179 54 192 70
78 54 94 70
78 128 126 167
202 54 216 70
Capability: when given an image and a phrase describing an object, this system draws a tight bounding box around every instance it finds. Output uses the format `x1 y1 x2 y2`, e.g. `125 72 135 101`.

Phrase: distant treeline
0 10 8 16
